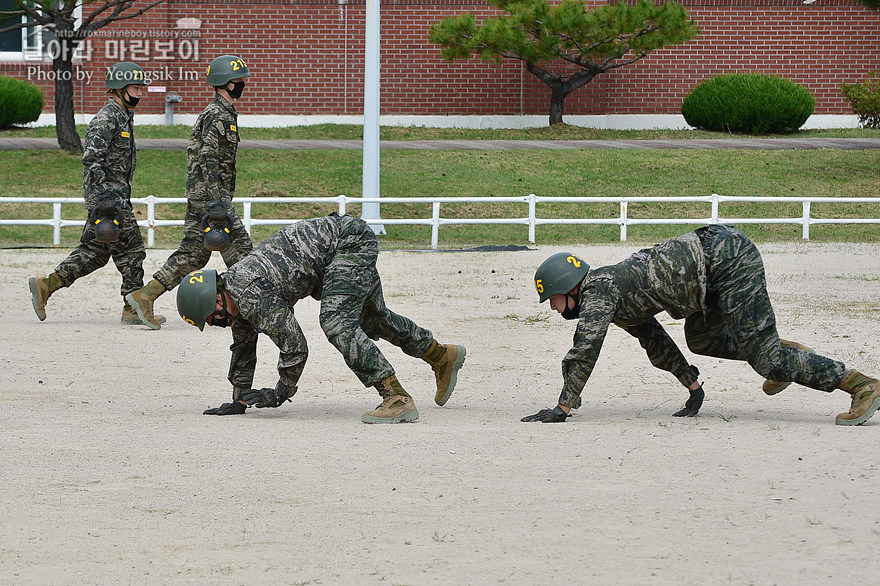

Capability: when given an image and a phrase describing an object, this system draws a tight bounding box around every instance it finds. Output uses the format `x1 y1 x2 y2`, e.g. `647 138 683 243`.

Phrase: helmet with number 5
206 54 251 87
534 252 590 303
177 269 218 331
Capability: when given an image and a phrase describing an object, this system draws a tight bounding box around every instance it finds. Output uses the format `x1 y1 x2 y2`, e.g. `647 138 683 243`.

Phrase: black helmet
534 252 590 303
201 212 234 252
90 204 124 244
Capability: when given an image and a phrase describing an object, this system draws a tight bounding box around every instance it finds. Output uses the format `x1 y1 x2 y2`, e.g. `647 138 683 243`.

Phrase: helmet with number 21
206 55 251 87
177 269 219 331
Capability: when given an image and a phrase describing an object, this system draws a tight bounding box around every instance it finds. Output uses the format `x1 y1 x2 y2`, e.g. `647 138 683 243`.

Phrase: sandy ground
1 240 879 585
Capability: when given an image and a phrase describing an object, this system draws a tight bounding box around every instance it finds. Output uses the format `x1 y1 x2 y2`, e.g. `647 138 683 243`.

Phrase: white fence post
619 201 628 242
431 201 441 249
802 201 811 240
528 194 536 244
338 195 347 216
146 195 156 248
53 202 61 246
243 201 252 235
711 193 719 223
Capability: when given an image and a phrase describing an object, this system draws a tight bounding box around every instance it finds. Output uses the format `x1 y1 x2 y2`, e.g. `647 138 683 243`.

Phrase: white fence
2 194 880 248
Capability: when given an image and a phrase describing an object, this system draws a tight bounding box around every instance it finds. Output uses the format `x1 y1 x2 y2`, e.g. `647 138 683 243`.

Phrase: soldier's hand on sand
521 406 569 423
672 385 704 417
240 387 291 408
203 402 247 415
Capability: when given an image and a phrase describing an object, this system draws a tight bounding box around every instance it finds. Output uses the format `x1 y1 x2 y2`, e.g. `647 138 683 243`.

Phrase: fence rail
2 194 880 248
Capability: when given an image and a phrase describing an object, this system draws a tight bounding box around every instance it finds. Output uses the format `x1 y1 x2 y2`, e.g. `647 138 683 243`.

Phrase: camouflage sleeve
81 119 115 205
620 318 699 387
197 118 224 201
558 281 617 410
228 319 258 395
235 277 308 397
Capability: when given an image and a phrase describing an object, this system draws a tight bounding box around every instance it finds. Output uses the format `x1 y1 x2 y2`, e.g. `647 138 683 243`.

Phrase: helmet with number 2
206 55 251 87
104 62 148 89
534 252 590 303
177 269 218 331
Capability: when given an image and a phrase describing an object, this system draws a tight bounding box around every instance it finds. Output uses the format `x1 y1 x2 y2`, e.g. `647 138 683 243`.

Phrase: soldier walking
28 62 164 325
175 213 467 424
126 54 253 329
523 224 880 426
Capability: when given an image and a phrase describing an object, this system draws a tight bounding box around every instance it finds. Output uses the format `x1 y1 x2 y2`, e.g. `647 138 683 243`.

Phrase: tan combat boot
835 370 880 426
28 272 63 321
362 375 419 424
124 279 165 330
762 339 813 395
122 300 165 325
422 340 467 406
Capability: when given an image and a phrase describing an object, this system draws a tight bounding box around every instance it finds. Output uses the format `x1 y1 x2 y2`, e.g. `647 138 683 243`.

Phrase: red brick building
1 0 878 126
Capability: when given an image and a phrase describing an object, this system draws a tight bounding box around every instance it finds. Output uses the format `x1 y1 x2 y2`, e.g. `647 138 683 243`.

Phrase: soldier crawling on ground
523 224 880 427
28 62 166 326
174 213 467 423
126 54 254 329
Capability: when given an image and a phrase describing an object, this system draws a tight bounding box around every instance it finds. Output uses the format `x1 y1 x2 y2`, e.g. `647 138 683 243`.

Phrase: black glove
521 405 569 423
203 401 247 415
240 386 292 408
672 385 704 417
206 198 228 222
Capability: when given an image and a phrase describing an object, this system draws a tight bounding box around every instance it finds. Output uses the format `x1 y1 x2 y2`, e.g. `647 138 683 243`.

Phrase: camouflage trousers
54 208 146 297
319 218 434 386
153 198 253 291
684 225 846 392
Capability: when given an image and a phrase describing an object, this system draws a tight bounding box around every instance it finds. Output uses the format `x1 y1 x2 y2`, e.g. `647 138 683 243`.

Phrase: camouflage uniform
222 214 434 399
53 99 146 296
560 224 847 409
152 94 252 291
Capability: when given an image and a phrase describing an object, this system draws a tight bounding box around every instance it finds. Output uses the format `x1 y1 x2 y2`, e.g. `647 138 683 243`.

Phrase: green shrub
681 73 815 134
841 74 880 129
0 76 44 128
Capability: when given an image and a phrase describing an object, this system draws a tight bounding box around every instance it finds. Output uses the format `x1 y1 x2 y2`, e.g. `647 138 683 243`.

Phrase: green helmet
177 269 218 331
206 55 251 87
104 62 148 89
534 252 590 303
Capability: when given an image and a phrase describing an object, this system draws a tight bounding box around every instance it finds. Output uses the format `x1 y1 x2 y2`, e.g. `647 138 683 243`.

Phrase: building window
0 1 82 62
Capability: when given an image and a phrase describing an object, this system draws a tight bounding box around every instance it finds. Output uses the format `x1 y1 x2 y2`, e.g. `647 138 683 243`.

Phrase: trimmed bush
681 73 815 134
0 76 44 128
841 74 880 129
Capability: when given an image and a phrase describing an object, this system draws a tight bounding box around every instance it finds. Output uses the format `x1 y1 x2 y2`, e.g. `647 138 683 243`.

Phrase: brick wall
1 0 877 119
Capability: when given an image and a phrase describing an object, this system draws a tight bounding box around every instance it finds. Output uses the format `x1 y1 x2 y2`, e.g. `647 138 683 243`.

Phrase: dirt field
2 241 879 585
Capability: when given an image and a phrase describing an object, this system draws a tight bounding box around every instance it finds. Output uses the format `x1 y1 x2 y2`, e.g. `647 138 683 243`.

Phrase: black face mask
561 295 580 320
228 81 245 99
121 90 140 108
210 312 230 328
209 289 233 327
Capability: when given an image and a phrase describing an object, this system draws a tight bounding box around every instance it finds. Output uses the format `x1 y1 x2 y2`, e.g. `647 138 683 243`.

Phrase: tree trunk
549 84 567 126
52 32 82 153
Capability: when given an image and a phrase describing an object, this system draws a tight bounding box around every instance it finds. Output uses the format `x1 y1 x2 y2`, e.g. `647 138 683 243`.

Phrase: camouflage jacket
185 94 240 202
559 232 706 409
82 99 136 210
223 215 364 396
